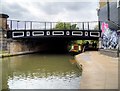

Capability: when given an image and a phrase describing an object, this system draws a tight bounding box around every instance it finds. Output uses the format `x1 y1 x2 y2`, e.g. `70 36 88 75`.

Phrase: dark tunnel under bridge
8 36 100 54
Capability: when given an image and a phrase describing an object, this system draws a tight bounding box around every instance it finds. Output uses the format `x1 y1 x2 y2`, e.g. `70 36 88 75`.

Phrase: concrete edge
99 49 119 58
74 54 83 72
0 51 38 58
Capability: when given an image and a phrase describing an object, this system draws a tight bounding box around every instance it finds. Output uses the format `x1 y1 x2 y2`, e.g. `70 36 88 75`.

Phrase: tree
54 22 79 30
94 25 99 30
70 24 79 30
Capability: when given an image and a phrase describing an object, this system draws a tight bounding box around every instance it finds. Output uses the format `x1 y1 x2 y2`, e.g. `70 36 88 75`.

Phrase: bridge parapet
6 20 101 40
7 29 101 40
7 20 100 31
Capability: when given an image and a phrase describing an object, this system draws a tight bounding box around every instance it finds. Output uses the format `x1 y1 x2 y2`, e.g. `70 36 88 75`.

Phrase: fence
7 20 100 31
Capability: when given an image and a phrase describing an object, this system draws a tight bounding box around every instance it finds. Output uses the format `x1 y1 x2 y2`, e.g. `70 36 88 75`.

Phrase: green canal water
1 53 82 89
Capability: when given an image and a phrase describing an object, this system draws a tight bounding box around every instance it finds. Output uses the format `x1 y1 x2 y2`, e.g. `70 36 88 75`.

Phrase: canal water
2 53 82 89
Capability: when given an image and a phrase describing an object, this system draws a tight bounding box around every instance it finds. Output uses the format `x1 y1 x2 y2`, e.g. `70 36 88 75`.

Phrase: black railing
7 20 100 31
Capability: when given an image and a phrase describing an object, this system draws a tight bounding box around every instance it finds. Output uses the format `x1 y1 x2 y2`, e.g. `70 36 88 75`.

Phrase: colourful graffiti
101 22 109 33
101 22 118 49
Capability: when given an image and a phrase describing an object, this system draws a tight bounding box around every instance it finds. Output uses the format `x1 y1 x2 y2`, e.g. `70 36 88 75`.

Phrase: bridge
5 20 102 54
6 20 101 40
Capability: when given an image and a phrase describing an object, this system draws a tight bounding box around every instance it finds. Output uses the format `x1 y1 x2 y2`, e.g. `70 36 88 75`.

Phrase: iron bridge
6 20 101 40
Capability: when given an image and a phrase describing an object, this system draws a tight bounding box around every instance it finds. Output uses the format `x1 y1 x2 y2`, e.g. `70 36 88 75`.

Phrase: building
0 14 9 51
99 0 120 29
0 14 9 30
98 0 120 57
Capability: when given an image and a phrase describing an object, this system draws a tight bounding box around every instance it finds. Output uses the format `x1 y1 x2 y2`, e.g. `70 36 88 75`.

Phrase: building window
117 0 120 8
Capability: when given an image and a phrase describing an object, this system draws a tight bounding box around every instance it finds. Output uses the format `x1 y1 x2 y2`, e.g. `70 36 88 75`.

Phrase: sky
1 0 100 22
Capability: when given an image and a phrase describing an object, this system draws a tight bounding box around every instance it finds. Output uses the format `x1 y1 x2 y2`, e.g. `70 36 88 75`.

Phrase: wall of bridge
9 40 46 55
8 39 69 55
9 41 30 54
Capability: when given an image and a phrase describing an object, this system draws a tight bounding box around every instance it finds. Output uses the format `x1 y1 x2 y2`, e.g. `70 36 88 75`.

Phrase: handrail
7 20 100 31
7 19 99 23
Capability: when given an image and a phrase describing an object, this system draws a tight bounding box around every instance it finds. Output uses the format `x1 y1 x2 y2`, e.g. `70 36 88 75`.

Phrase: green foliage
94 25 99 30
54 22 79 30
75 40 99 45
71 24 79 30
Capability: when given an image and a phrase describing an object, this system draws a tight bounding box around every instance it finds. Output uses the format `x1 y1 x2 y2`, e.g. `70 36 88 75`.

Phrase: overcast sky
1 0 99 22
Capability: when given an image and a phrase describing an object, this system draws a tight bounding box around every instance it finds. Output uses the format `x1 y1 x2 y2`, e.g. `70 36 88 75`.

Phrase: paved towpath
75 51 118 89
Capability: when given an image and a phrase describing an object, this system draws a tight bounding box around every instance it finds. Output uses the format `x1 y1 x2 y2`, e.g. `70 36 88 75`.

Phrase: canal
2 53 82 89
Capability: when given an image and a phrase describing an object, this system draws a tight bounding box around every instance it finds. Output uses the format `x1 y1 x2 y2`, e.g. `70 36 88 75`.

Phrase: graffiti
101 22 118 49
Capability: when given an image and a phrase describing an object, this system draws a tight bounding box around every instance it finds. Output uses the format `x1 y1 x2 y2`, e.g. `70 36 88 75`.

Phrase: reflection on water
2 54 82 89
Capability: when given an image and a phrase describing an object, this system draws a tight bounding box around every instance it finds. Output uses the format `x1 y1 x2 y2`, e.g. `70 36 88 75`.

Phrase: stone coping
99 49 119 57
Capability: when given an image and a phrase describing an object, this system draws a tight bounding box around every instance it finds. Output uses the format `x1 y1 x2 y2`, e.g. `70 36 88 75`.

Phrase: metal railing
7 20 100 31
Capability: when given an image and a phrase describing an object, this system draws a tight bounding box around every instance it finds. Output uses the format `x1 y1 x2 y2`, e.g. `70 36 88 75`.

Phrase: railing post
17 21 19 30
98 21 101 30
82 22 84 30
10 20 12 30
88 22 89 30
45 22 46 30
30 21 32 30
25 21 26 30
50 22 52 29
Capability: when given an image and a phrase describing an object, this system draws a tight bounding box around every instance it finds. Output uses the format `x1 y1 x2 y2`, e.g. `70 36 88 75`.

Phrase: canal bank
0 51 39 58
75 51 118 89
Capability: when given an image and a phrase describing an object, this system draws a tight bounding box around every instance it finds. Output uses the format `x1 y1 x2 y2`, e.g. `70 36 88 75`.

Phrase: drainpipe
107 0 110 21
